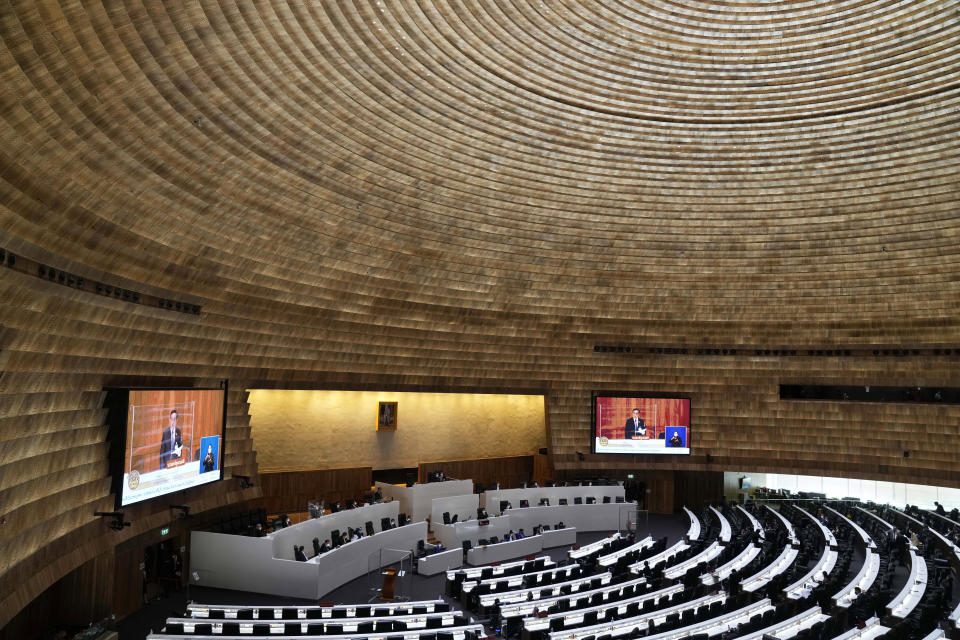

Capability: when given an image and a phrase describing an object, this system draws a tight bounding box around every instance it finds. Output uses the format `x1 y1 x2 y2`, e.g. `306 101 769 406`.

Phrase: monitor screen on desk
107 387 227 507
592 394 691 455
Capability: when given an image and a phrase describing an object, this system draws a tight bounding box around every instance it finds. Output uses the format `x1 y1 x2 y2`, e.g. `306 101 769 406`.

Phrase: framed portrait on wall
377 401 398 431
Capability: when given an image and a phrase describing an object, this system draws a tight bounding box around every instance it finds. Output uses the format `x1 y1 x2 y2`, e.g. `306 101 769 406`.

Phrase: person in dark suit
159 409 183 468
294 545 307 562
669 431 683 447
201 444 215 472
624 408 647 439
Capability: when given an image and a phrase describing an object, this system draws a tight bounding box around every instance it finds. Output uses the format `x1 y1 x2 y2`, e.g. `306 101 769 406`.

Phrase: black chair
355 606 371 617
559 498 568 505
326 624 343 634
616 496 625 503
587 497 597 504
478 538 488 546
451 514 458 523
376 621 393 632
357 622 375 633
365 521 375 535
412 606 428 614
209 609 225 619
490 535 499 544
193 623 213 634
427 616 443 629
462 540 472 555
382 517 392 530
307 623 324 634
393 621 408 631
237 609 254 620
306 609 323 619
550 618 565 631
434 603 451 612
372 607 390 616
443 512 452 525
252 623 271 635
331 529 342 546
603 496 611 503
399 513 408 526
574 497 583 504
285 622 303 635
222 622 240 635
283 608 299 619
333 608 348 618
164 623 184 634
583 611 599 625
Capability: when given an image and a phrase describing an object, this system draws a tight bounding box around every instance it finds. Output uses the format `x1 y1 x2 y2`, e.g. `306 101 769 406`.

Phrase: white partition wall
484 486 625 514
376 480 475 522
191 520 427 599
430 493 479 531
269 502 399 558
434 502 628 548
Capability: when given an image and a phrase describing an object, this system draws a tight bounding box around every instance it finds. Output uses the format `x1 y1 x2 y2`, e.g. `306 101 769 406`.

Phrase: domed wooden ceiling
2 0 958 328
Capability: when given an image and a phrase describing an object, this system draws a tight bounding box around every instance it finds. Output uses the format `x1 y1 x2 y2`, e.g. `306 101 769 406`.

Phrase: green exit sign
627 474 634 479
160 527 170 536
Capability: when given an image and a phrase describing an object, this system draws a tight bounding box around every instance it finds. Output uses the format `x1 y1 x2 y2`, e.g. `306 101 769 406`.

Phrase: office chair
574 497 583 504
365 521 375 535
603 496 611 503
559 498 568 505
443 511 451 525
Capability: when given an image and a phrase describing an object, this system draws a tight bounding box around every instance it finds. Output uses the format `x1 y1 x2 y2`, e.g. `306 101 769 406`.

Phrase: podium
380 569 398 600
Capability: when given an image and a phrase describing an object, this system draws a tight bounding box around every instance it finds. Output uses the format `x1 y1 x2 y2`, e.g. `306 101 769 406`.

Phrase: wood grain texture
1 0 960 632
257 467 373 515
418 455 534 489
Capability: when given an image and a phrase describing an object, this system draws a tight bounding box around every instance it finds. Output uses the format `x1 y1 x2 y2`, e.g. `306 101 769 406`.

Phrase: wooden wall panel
257 467 373 514
418 456 533 489
1 0 960 633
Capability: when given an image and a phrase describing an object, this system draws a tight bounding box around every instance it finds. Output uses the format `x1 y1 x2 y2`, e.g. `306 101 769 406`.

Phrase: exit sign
160 527 170 536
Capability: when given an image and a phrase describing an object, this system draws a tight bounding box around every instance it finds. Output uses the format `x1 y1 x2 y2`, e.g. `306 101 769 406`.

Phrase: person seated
351 529 362 542
294 545 308 562
390 518 397 529
935 501 946 515
319 539 332 553
505 530 515 541
517 529 526 539
557 521 565 529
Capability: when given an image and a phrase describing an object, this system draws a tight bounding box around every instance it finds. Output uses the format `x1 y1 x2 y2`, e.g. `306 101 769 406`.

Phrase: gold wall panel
248 390 546 472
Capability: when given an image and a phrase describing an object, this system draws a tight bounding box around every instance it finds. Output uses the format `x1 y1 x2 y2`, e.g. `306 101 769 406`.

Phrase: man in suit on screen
624 408 647 439
159 409 183 468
